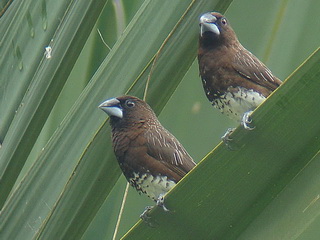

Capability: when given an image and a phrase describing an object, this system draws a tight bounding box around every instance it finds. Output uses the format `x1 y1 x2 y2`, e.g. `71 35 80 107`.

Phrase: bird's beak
199 13 220 36
98 98 123 118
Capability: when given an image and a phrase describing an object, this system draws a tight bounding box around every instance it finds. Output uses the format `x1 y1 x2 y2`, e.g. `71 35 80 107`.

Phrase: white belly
213 87 266 121
130 173 176 201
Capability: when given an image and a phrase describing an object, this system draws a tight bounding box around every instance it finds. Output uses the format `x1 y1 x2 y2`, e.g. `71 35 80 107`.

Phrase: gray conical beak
199 13 220 36
98 98 123 118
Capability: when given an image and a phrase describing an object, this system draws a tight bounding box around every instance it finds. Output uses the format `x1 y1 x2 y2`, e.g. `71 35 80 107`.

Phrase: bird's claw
139 194 169 227
241 111 255 130
221 128 235 142
221 128 236 150
140 205 153 222
140 206 159 227
156 194 169 212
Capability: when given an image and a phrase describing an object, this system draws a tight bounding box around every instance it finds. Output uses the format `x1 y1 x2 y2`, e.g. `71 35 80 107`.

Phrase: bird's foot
156 193 169 212
139 194 169 227
140 206 159 227
221 128 235 142
221 128 236 150
241 111 255 130
140 205 153 222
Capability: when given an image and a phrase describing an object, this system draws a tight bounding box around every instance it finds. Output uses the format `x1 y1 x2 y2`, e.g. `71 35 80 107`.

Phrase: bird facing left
198 12 282 129
99 95 196 212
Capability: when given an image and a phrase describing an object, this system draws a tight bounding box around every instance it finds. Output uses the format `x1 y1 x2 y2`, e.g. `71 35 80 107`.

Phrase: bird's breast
112 126 145 157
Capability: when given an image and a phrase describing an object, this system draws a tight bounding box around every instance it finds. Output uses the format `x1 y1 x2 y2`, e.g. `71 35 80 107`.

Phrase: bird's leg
140 193 168 223
140 205 153 222
241 111 255 130
140 194 169 225
221 128 236 142
156 193 169 212
221 128 236 150
140 205 159 227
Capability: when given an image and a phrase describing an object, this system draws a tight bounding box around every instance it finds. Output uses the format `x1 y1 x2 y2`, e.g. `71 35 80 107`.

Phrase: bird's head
199 12 237 47
99 95 156 128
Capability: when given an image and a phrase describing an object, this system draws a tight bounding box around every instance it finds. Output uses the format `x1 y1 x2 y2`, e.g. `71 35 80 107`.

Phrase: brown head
98 95 158 130
199 12 239 49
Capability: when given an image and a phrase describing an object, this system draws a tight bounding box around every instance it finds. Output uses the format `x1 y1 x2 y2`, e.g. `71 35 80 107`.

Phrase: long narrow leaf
0 1 232 239
0 0 109 207
122 49 320 239
35 1 233 239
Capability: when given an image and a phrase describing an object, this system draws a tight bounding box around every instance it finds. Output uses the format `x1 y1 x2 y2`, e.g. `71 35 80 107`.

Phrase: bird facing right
198 12 282 128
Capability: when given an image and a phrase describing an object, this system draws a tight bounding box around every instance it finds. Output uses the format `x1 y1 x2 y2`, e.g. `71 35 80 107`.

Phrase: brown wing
144 126 196 180
233 47 282 91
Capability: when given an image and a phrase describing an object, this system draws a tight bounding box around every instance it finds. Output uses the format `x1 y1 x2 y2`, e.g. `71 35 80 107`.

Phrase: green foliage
123 48 320 239
0 0 319 239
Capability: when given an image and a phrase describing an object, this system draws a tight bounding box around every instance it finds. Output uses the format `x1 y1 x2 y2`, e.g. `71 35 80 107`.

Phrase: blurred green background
81 0 319 239
0 0 319 239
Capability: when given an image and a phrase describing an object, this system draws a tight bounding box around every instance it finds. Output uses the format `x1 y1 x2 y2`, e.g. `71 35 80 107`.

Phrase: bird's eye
221 18 227 25
125 100 135 108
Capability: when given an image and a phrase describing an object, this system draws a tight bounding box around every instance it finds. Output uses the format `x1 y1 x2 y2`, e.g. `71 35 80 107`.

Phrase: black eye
125 100 135 108
221 18 227 25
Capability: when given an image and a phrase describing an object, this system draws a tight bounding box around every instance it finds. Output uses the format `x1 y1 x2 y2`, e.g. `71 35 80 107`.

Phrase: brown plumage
99 96 196 202
198 12 282 125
